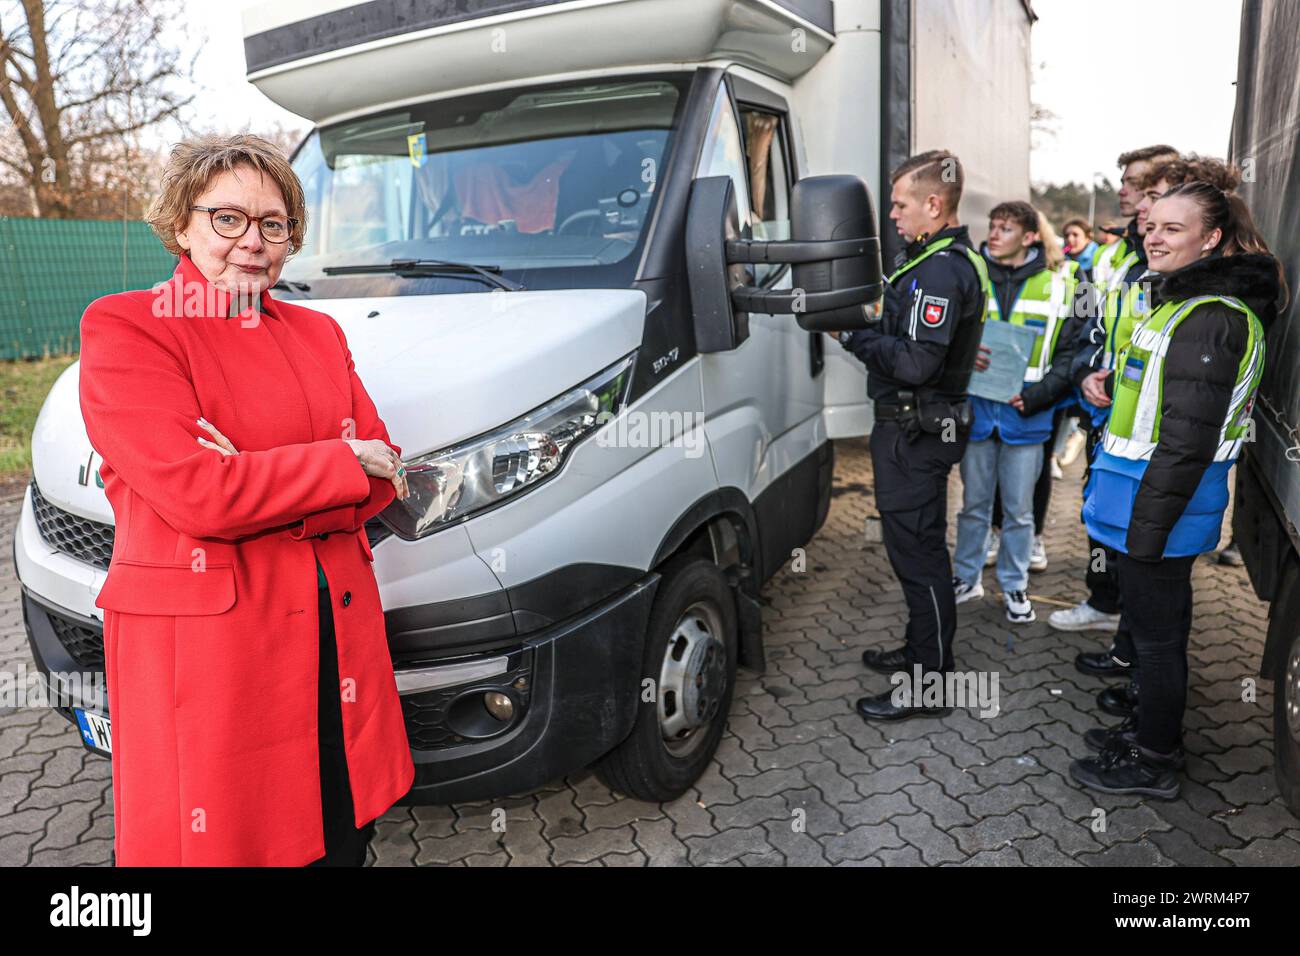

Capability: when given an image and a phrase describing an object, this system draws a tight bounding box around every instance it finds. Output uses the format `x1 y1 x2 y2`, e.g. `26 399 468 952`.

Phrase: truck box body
1228 0 1300 812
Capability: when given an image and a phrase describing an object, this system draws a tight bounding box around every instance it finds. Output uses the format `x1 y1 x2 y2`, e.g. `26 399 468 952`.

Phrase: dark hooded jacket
1109 252 1282 560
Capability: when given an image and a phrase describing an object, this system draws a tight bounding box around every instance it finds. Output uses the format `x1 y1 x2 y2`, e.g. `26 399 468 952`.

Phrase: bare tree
0 0 195 217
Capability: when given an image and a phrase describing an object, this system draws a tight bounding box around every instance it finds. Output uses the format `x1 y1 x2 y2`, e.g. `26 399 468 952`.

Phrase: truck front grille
47 606 105 669
29 477 393 565
29 480 114 570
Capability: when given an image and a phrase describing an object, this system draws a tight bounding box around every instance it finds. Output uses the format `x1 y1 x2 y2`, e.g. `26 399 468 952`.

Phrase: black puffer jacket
1112 253 1282 560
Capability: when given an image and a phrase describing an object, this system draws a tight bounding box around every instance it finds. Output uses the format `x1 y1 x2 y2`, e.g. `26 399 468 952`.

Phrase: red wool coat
78 253 414 866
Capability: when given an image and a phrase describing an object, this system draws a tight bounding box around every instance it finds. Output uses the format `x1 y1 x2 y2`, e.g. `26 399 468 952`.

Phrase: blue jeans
954 436 1043 593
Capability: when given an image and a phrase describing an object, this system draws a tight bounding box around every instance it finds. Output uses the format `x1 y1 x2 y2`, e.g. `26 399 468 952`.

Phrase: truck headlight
383 354 635 538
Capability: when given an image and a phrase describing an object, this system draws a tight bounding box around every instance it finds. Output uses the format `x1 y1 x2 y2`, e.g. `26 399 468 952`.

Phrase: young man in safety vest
952 202 1087 623
1089 145 1179 290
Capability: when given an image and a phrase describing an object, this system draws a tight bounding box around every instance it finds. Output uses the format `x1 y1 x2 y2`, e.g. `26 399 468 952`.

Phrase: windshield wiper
271 278 312 292
321 258 525 292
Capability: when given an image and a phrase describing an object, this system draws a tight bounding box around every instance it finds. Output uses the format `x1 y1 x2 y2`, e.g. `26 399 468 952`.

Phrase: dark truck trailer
1229 0 1300 814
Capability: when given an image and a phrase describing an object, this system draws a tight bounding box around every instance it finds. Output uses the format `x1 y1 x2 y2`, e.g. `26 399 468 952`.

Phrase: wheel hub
658 601 727 756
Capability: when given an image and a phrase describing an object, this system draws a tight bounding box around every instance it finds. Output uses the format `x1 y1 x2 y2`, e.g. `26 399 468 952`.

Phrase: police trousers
870 421 968 674
305 583 377 867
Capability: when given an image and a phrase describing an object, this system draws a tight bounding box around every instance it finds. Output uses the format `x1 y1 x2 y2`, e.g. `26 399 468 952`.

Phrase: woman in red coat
77 134 415 866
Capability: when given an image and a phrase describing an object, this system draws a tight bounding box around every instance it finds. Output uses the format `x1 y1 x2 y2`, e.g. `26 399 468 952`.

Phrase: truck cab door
696 76 823 503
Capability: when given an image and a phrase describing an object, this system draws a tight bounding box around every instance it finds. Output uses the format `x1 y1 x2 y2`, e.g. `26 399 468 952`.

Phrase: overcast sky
1029 0 1243 185
185 0 1245 187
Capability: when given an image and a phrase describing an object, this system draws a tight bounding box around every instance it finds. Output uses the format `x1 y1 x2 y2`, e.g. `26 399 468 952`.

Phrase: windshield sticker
407 132 427 168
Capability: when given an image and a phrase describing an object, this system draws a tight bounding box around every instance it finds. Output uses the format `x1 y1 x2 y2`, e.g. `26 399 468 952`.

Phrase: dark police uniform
839 225 990 675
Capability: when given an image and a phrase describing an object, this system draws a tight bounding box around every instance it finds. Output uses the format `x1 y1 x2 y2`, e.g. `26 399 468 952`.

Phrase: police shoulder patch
921 295 949 328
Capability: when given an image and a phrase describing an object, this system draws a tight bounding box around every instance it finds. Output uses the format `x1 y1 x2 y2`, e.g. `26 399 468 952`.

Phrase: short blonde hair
145 134 307 256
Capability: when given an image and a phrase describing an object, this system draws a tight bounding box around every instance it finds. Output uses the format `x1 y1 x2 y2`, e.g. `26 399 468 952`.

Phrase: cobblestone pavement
3 437 1299 867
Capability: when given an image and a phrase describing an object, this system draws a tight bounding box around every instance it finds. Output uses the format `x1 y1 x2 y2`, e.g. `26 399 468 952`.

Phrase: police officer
838 149 992 721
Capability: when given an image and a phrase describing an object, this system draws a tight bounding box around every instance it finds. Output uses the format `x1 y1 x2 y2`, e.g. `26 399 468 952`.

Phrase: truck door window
696 86 754 231
739 107 791 287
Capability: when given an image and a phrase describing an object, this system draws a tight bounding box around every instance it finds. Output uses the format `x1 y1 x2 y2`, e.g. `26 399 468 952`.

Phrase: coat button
341 591 352 607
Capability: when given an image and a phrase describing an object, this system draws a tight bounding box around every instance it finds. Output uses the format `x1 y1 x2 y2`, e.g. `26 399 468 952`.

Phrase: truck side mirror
728 175 883 332
685 175 752 353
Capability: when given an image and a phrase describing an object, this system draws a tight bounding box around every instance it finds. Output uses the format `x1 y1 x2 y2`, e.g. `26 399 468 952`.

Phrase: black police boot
1068 743 1181 799
1097 677 1139 717
861 645 910 675
1074 649 1132 679
1082 717 1188 769
854 689 952 722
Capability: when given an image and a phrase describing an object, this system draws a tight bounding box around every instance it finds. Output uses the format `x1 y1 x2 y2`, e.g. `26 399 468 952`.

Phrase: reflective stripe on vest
985 260 1079 382
887 235 994 329
1102 294 1265 462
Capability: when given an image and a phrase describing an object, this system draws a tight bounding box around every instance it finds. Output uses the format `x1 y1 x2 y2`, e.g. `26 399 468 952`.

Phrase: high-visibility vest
1098 250 1147 370
1090 235 1131 289
985 259 1079 383
887 235 994 325
1084 293 1266 557
1104 294 1265 461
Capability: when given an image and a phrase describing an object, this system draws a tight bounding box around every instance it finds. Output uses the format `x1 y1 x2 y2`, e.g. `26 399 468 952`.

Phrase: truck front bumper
21 546 659 805
395 574 658 804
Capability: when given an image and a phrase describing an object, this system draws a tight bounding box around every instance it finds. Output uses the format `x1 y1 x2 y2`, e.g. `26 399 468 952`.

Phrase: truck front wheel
594 557 738 802
1276 624 1300 814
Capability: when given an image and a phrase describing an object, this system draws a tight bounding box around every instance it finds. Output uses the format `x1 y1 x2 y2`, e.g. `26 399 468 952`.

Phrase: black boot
1069 743 1181 799
1097 677 1139 717
854 689 952 722
1083 717 1187 769
861 645 909 675
1075 649 1132 679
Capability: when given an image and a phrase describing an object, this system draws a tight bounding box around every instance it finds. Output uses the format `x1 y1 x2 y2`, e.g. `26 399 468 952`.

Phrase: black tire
1274 623 1300 815
594 556 738 802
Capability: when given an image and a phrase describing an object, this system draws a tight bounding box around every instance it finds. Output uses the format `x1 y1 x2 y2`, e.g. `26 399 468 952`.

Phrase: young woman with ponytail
1069 181 1284 798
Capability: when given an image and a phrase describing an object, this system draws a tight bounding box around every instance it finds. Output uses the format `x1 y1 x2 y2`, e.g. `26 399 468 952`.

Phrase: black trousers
306 584 376 867
870 421 967 674
1117 553 1196 754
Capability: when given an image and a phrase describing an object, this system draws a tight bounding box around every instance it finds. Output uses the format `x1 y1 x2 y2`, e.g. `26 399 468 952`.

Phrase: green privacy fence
0 217 178 360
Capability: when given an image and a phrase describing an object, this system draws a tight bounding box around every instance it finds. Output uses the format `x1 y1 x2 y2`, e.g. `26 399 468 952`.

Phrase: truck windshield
280 76 685 297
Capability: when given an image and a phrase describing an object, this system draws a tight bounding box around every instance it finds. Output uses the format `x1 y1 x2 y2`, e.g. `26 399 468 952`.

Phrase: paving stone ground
3 436 1298 866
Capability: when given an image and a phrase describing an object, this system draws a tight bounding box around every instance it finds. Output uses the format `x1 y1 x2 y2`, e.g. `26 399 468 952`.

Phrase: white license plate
74 708 112 755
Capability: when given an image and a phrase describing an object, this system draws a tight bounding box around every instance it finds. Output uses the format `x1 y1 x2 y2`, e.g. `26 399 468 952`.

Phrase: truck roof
244 0 836 124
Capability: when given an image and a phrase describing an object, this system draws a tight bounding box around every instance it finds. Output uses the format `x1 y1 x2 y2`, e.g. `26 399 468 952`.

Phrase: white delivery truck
15 0 1032 803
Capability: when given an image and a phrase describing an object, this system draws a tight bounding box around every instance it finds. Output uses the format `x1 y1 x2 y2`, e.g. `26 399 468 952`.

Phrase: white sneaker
1005 589 1035 624
953 576 984 605
1059 429 1087 467
1048 600 1122 632
1029 535 1048 572
984 529 1000 568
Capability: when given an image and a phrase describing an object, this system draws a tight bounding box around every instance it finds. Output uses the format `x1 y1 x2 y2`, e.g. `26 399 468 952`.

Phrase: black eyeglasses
191 205 297 244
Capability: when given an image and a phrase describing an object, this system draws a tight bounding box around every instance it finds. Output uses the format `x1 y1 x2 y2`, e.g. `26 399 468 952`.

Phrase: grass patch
1 354 78 481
